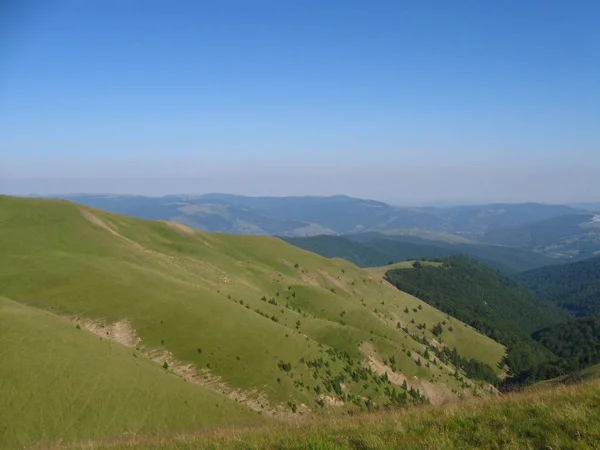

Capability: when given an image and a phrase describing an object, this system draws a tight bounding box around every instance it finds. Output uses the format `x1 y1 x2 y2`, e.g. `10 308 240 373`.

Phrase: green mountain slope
507 317 600 386
534 316 600 371
0 195 505 442
0 297 260 449
517 256 600 316
383 256 571 374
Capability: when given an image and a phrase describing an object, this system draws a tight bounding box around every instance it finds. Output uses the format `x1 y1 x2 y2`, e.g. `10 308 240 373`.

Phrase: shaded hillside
283 235 456 268
56 194 581 238
508 317 600 386
384 256 570 374
517 256 600 316
285 232 559 274
534 316 600 370
0 195 505 442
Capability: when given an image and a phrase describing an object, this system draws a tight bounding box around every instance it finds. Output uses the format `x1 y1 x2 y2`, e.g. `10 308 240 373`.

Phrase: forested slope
518 256 600 316
384 256 570 374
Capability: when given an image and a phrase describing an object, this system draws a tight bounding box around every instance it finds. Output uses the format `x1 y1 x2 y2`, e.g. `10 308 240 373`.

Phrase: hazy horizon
2 167 599 208
2 2 599 205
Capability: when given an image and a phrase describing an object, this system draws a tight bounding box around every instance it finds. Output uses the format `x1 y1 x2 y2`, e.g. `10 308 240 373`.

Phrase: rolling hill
517 256 600 316
0 195 506 448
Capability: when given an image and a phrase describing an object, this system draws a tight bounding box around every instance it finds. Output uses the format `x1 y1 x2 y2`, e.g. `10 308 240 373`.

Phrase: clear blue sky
1 0 599 204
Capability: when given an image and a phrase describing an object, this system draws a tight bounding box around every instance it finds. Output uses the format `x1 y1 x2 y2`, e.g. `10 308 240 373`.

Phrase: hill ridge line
79 207 234 283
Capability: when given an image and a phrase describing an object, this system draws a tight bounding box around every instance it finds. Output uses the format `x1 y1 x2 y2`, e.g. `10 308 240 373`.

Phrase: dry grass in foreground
66 378 600 450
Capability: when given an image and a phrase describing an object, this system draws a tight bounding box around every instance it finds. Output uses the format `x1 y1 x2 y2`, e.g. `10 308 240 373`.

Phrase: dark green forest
517 256 600 316
384 256 571 376
505 316 600 386
384 255 600 387
535 316 600 370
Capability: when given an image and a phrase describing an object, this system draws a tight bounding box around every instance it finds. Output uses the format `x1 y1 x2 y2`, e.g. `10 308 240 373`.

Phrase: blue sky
1 0 599 204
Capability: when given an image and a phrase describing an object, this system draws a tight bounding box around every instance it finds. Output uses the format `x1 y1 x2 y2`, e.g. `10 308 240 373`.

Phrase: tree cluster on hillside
517 256 600 317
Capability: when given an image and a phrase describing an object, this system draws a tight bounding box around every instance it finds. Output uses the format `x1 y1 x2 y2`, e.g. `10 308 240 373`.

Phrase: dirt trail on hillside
75 316 294 419
161 220 197 235
79 208 235 286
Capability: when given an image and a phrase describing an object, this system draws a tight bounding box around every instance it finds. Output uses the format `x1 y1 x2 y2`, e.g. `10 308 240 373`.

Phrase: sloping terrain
533 316 600 372
517 256 600 316
383 256 570 374
56 194 582 238
0 297 260 449
82 377 600 449
0 196 506 447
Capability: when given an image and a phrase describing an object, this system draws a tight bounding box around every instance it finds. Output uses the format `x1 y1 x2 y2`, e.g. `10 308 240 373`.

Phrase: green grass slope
0 297 260 449
0 196 505 440
90 377 600 449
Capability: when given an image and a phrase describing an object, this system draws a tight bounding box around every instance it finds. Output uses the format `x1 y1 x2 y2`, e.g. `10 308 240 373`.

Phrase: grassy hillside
0 195 505 445
517 256 600 316
0 297 260 449
383 256 570 375
79 377 600 449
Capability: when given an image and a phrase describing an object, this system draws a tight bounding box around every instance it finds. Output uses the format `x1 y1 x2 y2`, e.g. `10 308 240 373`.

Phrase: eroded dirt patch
360 342 457 405
74 316 291 418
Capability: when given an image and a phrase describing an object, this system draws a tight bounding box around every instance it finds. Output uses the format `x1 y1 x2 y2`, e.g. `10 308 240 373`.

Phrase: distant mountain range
479 213 600 259
54 193 589 237
49 194 600 266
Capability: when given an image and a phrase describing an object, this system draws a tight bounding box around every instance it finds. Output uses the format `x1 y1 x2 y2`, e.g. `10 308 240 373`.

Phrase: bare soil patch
74 316 293 418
